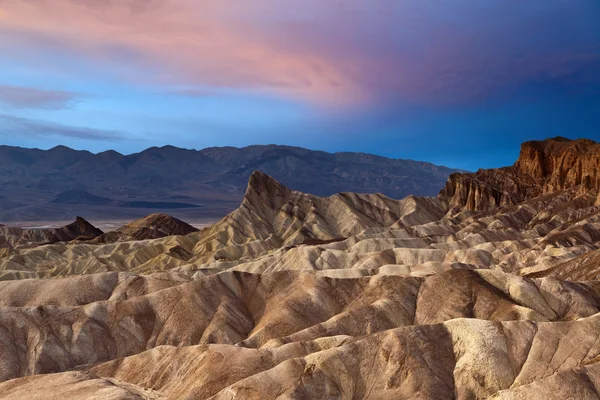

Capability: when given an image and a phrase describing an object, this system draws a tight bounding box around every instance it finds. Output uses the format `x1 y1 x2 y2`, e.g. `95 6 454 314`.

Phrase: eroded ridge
2 137 600 399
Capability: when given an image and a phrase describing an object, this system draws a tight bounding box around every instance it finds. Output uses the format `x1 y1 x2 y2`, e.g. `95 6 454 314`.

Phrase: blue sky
0 0 599 170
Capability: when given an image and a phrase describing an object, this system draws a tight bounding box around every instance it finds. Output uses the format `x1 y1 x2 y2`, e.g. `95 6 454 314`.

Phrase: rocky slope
1 137 600 399
0 171 448 279
0 217 103 250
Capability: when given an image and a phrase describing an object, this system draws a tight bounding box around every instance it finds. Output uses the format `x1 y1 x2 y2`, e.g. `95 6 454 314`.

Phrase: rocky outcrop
93 214 199 243
172 170 447 263
0 217 102 249
515 137 600 192
441 137 600 213
49 216 104 242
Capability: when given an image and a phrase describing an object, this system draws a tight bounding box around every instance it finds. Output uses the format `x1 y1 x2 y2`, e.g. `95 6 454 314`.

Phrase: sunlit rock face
2 137 600 399
441 137 600 212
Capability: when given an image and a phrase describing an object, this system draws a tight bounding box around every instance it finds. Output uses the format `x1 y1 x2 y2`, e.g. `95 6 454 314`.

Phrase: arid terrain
1 137 600 399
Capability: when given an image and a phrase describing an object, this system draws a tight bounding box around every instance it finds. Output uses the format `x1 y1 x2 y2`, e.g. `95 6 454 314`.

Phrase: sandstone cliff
441 137 600 212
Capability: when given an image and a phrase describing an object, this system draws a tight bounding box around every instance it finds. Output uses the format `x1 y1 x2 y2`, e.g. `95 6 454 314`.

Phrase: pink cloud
0 0 359 106
0 0 598 109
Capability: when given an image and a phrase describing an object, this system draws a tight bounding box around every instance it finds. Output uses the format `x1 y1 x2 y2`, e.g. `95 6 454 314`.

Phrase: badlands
1 137 600 399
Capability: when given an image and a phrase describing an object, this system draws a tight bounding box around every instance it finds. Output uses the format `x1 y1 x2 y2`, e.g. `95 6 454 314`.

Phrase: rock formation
92 213 199 243
1 137 600 399
0 216 103 250
441 137 600 212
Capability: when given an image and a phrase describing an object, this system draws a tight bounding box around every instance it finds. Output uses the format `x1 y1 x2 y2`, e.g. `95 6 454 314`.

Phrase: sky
0 0 599 170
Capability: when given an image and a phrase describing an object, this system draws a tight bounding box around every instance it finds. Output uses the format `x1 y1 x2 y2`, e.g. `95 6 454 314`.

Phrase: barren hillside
1 137 600 399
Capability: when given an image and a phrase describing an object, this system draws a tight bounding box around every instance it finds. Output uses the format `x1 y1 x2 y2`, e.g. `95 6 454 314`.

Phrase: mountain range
0 144 462 222
2 137 600 399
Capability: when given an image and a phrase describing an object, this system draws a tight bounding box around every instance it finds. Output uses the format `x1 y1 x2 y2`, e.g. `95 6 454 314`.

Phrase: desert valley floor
1 137 600 399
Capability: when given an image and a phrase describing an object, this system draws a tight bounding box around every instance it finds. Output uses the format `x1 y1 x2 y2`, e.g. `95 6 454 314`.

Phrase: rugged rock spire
440 137 600 213
242 170 293 221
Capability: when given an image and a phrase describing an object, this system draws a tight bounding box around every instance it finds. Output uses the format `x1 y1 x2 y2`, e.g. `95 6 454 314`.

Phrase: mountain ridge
0 143 461 169
2 137 600 398
0 143 463 222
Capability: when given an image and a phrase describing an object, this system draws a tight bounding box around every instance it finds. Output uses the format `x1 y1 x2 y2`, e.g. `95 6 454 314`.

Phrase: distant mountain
50 190 201 209
0 144 463 221
50 190 116 206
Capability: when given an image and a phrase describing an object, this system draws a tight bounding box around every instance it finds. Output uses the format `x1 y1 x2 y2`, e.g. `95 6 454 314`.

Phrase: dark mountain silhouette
0 144 462 221
49 190 201 209
50 190 116 206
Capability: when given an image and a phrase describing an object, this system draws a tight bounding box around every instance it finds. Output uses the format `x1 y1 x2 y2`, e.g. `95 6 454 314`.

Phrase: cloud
0 0 598 109
0 0 352 105
170 88 221 98
0 85 80 109
0 114 125 141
